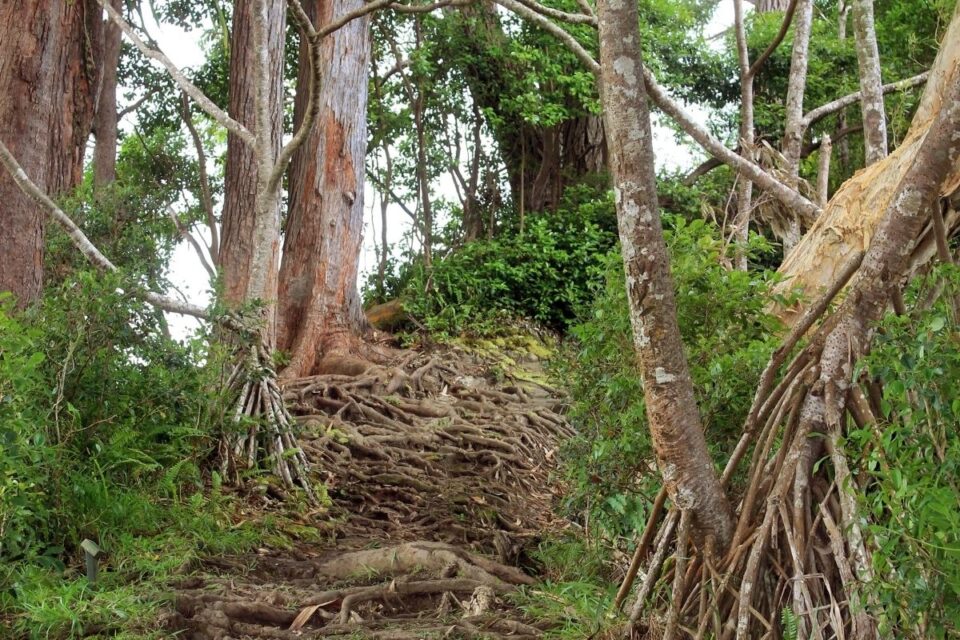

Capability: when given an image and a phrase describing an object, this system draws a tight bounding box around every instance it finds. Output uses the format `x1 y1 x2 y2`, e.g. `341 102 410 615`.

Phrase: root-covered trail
169 343 572 639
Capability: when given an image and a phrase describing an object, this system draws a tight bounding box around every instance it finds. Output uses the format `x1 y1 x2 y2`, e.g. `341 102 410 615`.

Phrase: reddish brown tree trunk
0 0 100 307
218 0 286 317
93 0 122 191
277 0 370 379
596 0 733 550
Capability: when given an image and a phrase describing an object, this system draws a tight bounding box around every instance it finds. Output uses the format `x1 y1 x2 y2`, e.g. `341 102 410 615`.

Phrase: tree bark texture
851 0 888 165
277 0 371 378
0 0 101 307
596 0 733 550
93 0 122 191
776 2 960 323
780 0 814 253
218 0 286 312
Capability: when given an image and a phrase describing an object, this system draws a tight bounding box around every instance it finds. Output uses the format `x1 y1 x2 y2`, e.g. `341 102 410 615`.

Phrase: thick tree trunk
0 0 100 306
93 0 122 191
218 0 286 320
776 5 960 323
277 0 370 379
851 0 888 165
596 0 733 551
453 3 605 214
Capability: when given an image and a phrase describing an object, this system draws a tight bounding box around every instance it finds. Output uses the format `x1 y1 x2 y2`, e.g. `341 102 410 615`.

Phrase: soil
167 340 573 639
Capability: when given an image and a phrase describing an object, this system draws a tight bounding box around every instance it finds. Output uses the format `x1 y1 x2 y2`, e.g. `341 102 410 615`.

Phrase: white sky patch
128 2 736 341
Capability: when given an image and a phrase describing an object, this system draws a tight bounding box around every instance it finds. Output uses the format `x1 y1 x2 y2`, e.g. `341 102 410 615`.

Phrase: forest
1 0 958 638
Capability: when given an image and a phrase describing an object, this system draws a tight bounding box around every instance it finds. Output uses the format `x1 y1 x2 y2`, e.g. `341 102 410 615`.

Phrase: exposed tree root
218 336 317 503
174 341 569 639
282 344 572 546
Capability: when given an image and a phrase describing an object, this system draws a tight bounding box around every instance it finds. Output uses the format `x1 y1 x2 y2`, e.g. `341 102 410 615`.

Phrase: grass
1 483 312 639
508 536 622 639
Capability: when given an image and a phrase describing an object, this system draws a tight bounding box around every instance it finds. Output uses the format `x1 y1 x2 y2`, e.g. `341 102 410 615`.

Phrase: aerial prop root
620 254 888 639
218 330 317 503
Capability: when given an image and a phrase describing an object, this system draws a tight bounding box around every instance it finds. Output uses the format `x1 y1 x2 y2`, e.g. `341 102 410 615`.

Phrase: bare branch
167 208 218 279
496 0 821 224
494 0 600 73
747 0 799 79
803 71 929 127
642 66 821 225
0 140 208 319
388 0 473 13
319 0 393 36
511 0 597 25
180 93 220 265
117 93 149 119
97 0 255 146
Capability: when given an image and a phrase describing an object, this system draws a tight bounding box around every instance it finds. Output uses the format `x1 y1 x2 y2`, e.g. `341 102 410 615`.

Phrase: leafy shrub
0 270 217 584
387 186 619 336
850 265 960 638
555 216 781 539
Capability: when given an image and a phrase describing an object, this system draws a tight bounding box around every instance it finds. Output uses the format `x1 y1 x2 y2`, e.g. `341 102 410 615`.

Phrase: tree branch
180 93 220 265
496 0 822 224
97 0 255 147
747 0 799 79
511 0 597 25
0 140 208 319
803 71 929 128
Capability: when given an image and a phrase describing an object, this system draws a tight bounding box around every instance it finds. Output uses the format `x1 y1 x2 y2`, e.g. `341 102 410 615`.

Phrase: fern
781 607 800 640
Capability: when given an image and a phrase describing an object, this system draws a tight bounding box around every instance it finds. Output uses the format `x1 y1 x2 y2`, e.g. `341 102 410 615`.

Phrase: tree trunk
277 0 371 379
733 0 755 271
218 0 286 322
776 5 960 323
453 2 605 214
93 0 122 191
851 0 888 165
756 0 791 10
0 0 100 307
596 0 733 551
780 0 814 253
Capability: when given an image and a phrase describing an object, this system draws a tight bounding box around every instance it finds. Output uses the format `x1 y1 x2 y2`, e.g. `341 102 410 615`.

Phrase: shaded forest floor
167 339 575 639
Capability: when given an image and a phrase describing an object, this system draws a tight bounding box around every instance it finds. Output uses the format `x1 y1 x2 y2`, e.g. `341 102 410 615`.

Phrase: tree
277 0 372 379
596 0 733 555
0 0 102 306
93 0 123 191
851 0 887 165
218 0 287 333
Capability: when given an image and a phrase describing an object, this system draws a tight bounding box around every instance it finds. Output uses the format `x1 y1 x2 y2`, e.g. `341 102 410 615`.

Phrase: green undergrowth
510 536 619 639
0 274 316 638
849 265 960 638
2 488 296 639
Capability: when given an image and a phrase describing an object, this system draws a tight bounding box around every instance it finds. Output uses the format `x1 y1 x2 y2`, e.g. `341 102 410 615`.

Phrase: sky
137 2 738 339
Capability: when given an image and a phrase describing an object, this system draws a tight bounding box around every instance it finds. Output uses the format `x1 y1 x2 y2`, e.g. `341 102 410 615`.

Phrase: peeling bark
776 2 960 323
0 0 100 306
596 0 733 550
277 0 371 378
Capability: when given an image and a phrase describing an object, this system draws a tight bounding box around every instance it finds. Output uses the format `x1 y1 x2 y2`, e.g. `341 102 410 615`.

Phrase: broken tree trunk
775 3 960 324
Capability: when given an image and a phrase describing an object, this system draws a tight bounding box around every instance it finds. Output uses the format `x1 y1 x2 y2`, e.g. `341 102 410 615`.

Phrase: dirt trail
169 343 572 639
